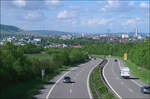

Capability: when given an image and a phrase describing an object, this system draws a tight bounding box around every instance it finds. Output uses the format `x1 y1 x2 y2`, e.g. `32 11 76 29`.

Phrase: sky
0 0 149 33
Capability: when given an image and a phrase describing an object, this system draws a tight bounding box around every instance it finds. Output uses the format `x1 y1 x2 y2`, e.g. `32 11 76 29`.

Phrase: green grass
89 73 99 98
26 54 51 60
123 58 150 85
90 65 115 99
0 66 69 99
90 54 105 59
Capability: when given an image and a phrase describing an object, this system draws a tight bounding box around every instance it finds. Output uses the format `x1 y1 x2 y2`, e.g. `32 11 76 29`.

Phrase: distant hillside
0 24 71 35
30 30 71 35
0 24 22 33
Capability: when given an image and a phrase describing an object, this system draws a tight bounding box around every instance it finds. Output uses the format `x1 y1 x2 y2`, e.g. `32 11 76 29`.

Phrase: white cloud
98 18 111 25
45 0 60 5
100 0 133 12
122 17 141 26
13 0 26 7
87 18 113 25
139 2 149 8
100 0 120 12
23 11 45 21
57 10 76 20
128 1 134 6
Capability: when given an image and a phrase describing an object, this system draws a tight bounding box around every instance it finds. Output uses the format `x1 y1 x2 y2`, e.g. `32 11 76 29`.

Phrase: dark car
63 76 71 83
114 59 117 62
141 86 150 94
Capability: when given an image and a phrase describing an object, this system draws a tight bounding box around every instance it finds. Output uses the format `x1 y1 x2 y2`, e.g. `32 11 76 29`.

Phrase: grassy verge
90 65 115 99
90 54 105 59
122 58 150 85
0 66 69 99
94 55 150 85
26 53 51 60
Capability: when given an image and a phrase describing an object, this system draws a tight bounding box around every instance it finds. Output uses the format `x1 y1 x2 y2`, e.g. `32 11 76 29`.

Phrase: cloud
18 11 46 22
86 18 113 25
57 10 76 20
13 0 26 7
45 0 60 5
100 0 134 12
139 2 149 8
128 1 134 6
45 0 63 9
122 17 141 26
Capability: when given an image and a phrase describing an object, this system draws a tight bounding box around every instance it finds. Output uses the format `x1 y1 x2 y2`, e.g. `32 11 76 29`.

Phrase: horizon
1 0 150 33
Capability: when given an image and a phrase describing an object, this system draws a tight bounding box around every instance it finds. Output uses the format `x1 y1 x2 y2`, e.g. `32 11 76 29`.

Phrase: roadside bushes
0 43 89 92
0 42 34 91
22 43 43 54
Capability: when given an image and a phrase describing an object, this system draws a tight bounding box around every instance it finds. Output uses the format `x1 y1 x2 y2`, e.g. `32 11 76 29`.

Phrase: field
26 53 51 60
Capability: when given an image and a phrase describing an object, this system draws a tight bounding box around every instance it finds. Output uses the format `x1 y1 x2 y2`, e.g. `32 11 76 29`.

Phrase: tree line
83 40 150 69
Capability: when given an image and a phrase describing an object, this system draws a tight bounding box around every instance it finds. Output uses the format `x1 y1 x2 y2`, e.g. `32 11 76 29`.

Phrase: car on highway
63 76 71 83
141 86 150 94
114 59 117 62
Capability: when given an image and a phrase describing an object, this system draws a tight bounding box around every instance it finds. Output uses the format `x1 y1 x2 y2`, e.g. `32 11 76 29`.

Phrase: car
141 86 150 94
63 76 71 83
114 59 117 62
94 58 96 60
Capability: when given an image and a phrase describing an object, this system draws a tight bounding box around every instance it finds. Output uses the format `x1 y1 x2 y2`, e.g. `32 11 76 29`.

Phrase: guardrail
99 59 118 99
91 59 109 99
91 69 103 99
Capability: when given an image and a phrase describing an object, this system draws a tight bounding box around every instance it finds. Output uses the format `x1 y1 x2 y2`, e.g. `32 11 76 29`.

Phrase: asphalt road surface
103 58 150 99
34 58 102 99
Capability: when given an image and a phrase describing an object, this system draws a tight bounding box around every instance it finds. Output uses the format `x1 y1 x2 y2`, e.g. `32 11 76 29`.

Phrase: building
122 34 129 39
135 27 138 37
72 45 82 48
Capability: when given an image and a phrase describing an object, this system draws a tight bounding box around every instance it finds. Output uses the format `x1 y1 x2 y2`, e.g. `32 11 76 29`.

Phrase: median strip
89 59 115 99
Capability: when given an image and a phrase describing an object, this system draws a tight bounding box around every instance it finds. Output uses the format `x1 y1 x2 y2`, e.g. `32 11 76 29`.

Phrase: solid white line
118 59 121 69
87 60 100 99
69 89 72 94
46 67 77 99
103 59 122 99
131 79 143 87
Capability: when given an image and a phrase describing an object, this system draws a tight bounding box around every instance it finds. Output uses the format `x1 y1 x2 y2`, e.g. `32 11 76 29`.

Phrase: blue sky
1 0 149 33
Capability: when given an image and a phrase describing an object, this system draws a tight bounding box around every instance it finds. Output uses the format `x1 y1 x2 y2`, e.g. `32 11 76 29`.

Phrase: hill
30 30 71 35
0 24 71 35
0 24 22 33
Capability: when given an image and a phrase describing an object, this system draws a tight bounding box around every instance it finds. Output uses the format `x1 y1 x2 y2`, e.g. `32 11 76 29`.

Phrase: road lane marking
118 60 143 88
131 80 142 87
87 60 101 99
103 59 122 99
118 59 121 69
128 88 133 93
69 89 72 94
46 67 78 99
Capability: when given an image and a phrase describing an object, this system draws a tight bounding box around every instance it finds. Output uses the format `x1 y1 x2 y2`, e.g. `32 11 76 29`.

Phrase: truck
120 67 130 79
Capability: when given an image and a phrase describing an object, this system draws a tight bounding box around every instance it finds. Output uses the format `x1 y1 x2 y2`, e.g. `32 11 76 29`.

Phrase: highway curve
103 58 150 99
34 58 102 99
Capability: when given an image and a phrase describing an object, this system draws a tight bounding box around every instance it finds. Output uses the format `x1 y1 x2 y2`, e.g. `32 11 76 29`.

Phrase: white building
135 27 138 37
122 34 129 39
34 38 41 42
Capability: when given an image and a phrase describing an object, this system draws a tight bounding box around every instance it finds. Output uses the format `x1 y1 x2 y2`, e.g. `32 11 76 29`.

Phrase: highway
103 58 150 99
34 59 102 99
